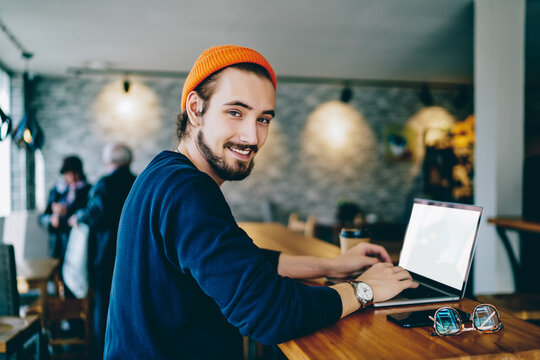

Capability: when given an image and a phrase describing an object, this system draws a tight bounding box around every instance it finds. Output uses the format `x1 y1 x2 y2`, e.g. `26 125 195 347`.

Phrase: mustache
224 142 259 154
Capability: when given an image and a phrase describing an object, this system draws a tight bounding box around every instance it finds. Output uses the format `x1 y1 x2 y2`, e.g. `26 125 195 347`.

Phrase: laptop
373 199 483 308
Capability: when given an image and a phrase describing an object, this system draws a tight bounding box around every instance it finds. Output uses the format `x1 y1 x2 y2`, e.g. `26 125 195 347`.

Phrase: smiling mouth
229 147 252 156
226 143 258 160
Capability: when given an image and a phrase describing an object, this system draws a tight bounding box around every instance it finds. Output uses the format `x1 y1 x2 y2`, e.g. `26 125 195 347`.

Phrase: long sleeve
162 177 341 345
77 180 108 229
259 248 280 270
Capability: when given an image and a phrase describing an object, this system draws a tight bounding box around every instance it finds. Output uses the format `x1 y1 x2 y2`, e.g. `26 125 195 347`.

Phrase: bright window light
0 68 11 216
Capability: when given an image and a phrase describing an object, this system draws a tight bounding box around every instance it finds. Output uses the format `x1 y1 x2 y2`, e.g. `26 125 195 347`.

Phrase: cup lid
340 227 370 238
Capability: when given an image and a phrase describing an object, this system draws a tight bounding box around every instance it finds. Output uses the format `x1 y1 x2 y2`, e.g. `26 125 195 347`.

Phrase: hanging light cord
0 17 33 60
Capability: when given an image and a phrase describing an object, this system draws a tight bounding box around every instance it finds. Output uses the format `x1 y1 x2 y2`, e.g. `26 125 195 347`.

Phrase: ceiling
0 0 478 84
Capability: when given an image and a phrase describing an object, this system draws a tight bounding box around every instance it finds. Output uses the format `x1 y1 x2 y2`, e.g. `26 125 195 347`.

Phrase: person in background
69 142 136 359
105 45 417 359
40 155 92 268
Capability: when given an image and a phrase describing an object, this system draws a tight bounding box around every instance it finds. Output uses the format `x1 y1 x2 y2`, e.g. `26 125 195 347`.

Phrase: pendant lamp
13 113 44 150
13 70 45 150
0 106 11 141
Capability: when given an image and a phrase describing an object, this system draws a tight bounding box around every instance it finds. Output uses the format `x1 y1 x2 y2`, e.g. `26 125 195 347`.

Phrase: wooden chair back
0 244 19 316
288 213 317 238
44 289 92 359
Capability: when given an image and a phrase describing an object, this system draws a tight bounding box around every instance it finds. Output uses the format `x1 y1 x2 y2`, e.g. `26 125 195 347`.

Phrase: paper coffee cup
339 227 370 254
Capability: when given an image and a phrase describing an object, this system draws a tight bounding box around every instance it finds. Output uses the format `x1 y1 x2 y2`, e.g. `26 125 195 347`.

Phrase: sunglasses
429 304 503 336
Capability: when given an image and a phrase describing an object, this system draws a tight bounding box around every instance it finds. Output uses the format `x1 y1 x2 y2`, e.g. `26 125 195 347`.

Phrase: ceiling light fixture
13 71 45 150
13 54 45 150
0 17 32 60
123 79 130 93
418 84 434 106
122 73 131 93
340 83 353 103
0 17 45 150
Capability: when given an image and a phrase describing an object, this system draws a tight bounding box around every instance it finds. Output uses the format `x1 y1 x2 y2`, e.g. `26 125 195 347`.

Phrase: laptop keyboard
400 284 446 299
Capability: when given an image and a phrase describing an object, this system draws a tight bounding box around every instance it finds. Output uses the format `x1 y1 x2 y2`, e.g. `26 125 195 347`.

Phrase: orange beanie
181 45 277 111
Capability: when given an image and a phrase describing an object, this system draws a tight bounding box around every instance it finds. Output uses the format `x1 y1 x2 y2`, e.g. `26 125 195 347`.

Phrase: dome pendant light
13 61 45 150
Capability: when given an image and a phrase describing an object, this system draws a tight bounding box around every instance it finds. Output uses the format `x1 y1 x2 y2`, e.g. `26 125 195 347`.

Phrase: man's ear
186 91 204 127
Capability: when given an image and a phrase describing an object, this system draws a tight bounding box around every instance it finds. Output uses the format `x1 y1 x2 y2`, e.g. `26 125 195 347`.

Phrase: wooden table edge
0 315 40 354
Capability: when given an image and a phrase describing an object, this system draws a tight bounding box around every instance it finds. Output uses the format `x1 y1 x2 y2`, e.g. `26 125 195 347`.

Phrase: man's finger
399 279 419 290
394 270 413 281
365 244 392 263
361 257 379 267
375 262 394 268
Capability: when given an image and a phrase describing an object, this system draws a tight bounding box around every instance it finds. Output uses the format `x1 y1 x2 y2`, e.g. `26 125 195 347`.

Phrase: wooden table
241 222 402 263
16 258 59 324
0 315 41 359
487 217 540 290
240 222 341 258
239 222 540 359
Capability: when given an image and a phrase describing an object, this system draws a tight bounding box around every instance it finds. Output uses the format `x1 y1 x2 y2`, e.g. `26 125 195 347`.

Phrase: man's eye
258 118 271 124
228 110 241 117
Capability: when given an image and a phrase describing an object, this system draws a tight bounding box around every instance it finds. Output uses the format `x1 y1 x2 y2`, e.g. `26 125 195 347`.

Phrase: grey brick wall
19 74 471 224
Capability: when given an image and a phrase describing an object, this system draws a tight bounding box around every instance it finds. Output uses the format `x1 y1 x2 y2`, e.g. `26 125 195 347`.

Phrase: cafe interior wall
9 74 473 225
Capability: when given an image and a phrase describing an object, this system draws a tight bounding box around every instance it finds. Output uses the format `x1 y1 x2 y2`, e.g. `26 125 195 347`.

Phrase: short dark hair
60 155 87 181
60 155 83 175
175 63 273 141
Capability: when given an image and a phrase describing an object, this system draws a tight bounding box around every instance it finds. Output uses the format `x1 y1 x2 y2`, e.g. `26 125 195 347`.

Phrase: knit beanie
181 45 277 111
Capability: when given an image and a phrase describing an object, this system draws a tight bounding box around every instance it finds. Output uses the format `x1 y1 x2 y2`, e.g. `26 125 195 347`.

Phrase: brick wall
19 74 472 223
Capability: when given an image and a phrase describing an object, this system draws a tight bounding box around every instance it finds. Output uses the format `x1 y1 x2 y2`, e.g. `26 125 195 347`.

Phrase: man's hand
52 202 67 216
331 262 418 318
68 215 78 227
324 243 392 279
357 262 418 302
50 213 60 228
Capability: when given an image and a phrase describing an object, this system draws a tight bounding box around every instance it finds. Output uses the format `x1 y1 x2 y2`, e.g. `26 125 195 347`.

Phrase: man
105 45 417 359
70 143 136 359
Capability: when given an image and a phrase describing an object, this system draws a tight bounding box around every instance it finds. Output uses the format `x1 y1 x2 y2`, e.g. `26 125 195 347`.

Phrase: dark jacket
39 180 92 261
76 166 136 272
76 165 137 359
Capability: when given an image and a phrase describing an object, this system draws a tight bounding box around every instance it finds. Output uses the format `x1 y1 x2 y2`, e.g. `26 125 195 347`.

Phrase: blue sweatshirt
104 151 342 359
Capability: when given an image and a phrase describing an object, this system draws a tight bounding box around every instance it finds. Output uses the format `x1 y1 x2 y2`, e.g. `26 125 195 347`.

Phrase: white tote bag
62 223 89 298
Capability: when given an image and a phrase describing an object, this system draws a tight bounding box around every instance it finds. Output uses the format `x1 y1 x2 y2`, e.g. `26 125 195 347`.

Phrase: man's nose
237 118 258 144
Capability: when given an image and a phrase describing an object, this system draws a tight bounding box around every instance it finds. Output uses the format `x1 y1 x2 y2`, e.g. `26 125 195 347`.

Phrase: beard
196 130 257 181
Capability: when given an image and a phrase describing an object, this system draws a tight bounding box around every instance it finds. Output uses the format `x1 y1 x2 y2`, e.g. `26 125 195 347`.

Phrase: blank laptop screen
399 203 481 290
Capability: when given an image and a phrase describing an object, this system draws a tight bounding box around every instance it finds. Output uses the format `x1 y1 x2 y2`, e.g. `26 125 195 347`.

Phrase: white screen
398 203 481 290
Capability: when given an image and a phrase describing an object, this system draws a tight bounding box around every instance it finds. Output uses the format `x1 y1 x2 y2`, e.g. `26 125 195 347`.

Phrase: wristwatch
348 280 374 309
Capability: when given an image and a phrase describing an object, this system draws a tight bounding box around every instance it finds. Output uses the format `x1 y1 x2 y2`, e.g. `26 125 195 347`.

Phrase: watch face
357 283 373 301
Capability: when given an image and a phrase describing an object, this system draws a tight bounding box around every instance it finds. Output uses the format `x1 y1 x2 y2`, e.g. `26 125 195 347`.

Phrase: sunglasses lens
474 305 501 331
434 308 461 335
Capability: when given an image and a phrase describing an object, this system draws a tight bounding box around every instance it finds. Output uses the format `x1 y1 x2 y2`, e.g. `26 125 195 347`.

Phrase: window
0 68 11 216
